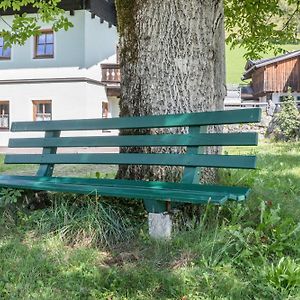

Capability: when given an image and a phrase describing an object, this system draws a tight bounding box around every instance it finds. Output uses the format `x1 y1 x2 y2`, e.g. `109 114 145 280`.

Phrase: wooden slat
0 175 248 193
0 176 227 204
8 132 258 148
0 175 251 204
0 175 250 201
5 153 257 169
10 108 262 132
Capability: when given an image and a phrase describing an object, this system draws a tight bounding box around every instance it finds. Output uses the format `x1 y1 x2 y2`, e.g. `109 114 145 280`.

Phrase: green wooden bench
0 108 261 213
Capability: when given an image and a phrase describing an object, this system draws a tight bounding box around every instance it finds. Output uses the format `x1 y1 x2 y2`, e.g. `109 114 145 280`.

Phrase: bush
0 188 22 208
267 90 300 141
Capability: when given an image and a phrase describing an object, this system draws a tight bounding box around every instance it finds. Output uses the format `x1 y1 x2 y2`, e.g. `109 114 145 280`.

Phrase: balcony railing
101 63 120 83
0 114 9 128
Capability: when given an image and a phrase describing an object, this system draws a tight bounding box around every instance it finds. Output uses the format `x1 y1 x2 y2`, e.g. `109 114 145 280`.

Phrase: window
280 95 297 102
34 30 54 58
33 101 52 121
0 37 11 60
0 101 9 129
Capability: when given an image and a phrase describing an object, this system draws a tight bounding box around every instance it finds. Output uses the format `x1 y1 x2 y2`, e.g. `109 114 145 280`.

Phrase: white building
0 10 119 146
224 84 242 109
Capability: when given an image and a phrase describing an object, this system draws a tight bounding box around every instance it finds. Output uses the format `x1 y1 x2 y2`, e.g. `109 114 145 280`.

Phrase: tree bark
116 0 226 183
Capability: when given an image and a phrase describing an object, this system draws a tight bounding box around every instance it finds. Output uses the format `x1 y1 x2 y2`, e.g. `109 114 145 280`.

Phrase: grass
226 44 300 84
221 141 300 219
0 155 117 177
0 141 300 299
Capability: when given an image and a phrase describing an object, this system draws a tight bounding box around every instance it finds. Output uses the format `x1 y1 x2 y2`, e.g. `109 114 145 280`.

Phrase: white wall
0 10 118 72
108 97 120 118
0 81 111 146
0 10 119 147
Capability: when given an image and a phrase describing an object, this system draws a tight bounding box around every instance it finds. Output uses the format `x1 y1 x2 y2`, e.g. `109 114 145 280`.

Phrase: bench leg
143 199 167 214
148 213 172 239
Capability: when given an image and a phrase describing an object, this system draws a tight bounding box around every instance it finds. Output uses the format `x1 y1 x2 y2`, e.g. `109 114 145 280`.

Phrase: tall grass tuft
34 194 134 249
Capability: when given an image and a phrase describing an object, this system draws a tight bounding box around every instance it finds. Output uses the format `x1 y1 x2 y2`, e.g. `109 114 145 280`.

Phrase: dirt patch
170 250 197 270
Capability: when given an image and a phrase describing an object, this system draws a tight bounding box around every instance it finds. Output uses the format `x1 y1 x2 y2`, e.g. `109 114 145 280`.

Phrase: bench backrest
5 108 262 181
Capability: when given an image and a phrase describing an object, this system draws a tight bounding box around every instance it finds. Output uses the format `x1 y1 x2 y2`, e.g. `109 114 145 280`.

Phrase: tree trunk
115 0 226 183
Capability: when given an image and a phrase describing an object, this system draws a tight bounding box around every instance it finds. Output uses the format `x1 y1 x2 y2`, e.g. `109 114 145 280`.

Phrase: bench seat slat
0 175 251 204
11 108 262 132
5 153 257 169
0 175 250 201
9 132 258 148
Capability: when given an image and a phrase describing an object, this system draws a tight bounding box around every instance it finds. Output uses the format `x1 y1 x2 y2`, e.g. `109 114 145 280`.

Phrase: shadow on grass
0 143 299 298
0 230 187 299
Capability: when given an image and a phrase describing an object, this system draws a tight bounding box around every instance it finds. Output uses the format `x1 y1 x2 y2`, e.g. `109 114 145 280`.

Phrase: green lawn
0 155 117 178
0 141 300 299
226 44 300 84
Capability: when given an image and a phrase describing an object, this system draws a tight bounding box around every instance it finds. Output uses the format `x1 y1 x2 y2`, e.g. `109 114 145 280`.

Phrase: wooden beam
0 0 117 27
89 0 117 26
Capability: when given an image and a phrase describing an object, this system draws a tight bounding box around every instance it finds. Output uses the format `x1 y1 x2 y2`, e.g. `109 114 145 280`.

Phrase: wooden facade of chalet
242 50 300 98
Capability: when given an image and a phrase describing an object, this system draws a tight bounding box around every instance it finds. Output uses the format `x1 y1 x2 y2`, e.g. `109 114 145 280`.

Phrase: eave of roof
0 0 117 26
242 49 300 80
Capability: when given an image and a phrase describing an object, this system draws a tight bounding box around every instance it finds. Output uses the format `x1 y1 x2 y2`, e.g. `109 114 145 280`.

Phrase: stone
148 213 172 239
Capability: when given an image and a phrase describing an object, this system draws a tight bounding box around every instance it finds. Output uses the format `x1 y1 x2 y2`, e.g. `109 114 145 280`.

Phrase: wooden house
242 50 300 104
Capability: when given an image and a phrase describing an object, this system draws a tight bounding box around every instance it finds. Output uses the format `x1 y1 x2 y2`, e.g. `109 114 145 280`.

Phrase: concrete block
148 213 172 239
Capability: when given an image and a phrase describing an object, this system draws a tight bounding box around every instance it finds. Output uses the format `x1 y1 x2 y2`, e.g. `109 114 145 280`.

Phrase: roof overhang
0 0 117 26
242 49 300 80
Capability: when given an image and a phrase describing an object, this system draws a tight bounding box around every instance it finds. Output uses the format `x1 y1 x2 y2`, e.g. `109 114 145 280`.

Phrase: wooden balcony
101 63 121 97
101 63 120 84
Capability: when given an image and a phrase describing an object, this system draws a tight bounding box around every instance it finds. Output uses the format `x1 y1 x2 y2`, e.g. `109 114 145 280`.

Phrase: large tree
1 0 299 183
115 0 300 182
115 0 226 182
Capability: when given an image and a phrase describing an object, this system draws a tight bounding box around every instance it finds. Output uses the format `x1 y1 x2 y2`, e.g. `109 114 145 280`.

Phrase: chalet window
279 96 288 102
0 101 9 129
33 100 52 121
34 30 54 58
0 37 11 60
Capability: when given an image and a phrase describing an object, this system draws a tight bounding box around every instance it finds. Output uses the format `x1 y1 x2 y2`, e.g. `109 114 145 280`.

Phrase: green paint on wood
181 126 207 184
2 109 261 213
36 130 61 177
9 132 258 148
11 108 262 132
5 153 257 169
0 175 247 204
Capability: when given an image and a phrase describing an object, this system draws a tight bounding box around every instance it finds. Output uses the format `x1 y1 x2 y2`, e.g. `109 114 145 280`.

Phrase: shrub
0 188 22 207
0 188 25 227
267 89 300 141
